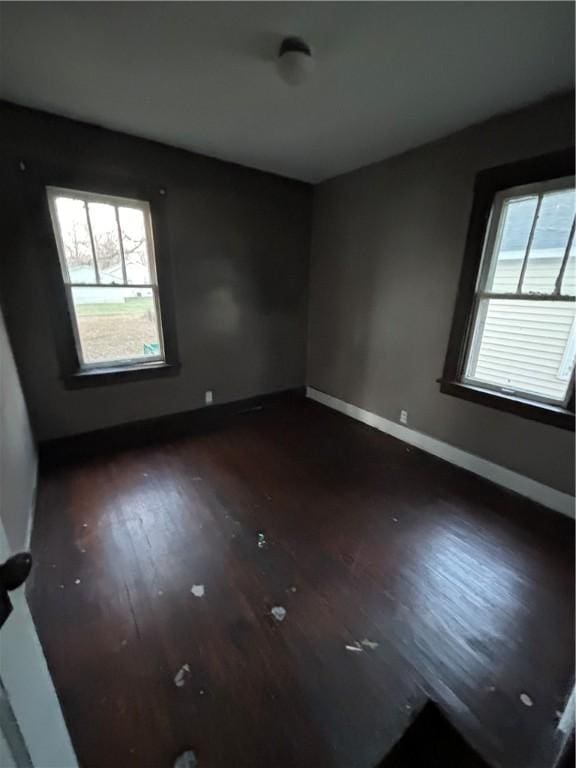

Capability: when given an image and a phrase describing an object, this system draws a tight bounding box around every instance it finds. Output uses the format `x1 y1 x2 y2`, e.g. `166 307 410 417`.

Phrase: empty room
0 2 574 767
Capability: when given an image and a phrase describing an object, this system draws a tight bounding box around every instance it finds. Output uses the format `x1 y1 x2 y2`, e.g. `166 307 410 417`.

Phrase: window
441 149 575 430
47 187 165 371
463 178 575 405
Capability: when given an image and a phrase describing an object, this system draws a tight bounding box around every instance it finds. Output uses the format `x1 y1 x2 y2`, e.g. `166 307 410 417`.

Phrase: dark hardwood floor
29 398 574 768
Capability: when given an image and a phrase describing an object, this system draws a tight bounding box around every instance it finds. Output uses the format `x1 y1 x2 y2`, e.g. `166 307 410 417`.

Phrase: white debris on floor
257 532 267 549
174 663 191 688
345 638 379 653
74 578 81 585
190 585 205 598
520 693 534 707
392 517 399 523
345 642 363 653
173 750 198 768
271 606 286 622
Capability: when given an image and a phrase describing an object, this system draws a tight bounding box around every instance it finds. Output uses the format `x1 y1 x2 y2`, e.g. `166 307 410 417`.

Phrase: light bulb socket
279 37 311 58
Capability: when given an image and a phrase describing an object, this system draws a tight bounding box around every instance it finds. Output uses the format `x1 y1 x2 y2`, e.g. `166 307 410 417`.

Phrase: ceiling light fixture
277 37 314 86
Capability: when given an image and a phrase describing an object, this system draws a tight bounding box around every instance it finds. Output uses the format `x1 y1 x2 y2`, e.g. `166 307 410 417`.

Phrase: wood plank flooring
29 398 574 768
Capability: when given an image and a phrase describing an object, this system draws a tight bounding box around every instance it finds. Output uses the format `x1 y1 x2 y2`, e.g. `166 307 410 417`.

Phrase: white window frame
46 187 166 371
461 175 575 407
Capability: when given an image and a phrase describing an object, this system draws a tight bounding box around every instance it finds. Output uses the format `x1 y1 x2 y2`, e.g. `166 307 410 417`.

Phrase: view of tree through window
48 189 164 368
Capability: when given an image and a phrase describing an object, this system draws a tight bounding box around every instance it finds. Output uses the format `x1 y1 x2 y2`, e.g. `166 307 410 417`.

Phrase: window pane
54 197 96 283
521 189 575 294
561 235 575 296
118 207 152 284
485 196 537 293
71 286 161 365
465 298 575 402
87 202 124 284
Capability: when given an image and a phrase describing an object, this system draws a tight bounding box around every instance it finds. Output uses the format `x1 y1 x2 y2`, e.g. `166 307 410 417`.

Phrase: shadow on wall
195 226 306 399
310 184 381 407
337 153 470 420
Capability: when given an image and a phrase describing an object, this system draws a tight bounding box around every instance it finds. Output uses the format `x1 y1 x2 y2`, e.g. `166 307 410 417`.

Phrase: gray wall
1 97 574 495
308 93 575 495
0 103 311 441
0 306 37 551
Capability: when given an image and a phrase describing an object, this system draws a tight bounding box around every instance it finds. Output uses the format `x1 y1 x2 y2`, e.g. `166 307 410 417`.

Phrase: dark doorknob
0 552 32 591
0 552 33 630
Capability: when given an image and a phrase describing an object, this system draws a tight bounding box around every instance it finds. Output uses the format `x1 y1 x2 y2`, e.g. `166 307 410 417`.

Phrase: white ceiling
0 2 573 183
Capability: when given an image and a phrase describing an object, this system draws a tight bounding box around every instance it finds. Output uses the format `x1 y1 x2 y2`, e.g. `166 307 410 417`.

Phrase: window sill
438 379 574 431
63 361 180 389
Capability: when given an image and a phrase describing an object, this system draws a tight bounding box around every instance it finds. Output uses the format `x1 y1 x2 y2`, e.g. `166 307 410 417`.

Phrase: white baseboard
307 387 575 519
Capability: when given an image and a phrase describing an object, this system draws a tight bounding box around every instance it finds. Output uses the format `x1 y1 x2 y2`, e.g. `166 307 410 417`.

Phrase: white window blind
463 177 575 405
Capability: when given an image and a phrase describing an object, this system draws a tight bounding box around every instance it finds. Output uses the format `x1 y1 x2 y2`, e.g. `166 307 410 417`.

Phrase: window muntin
462 177 575 405
47 187 165 370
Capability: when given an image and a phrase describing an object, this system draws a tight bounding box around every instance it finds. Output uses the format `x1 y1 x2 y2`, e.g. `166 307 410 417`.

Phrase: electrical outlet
205 390 213 405
400 409 408 425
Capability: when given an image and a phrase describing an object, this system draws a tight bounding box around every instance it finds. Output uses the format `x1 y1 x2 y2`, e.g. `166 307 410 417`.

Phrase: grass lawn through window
75 296 161 364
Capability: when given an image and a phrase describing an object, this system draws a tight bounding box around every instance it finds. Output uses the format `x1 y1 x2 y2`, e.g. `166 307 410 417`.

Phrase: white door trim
307 387 574 518
0 522 78 768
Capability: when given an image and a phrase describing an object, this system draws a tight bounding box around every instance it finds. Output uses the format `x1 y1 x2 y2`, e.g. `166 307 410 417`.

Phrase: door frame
0 519 78 767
